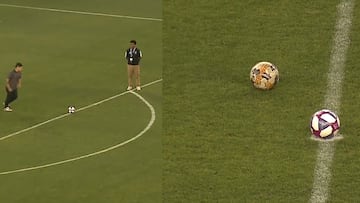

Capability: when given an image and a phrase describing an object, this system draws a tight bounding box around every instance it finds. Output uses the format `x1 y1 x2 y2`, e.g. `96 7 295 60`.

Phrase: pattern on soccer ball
310 109 340 139
68 106 76 113
250 62 279 90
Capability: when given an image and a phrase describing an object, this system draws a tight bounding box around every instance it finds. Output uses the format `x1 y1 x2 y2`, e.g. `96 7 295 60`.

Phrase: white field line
0 3 162 22
310 135 343 142
0 78 162 141
0 91 156 175
309 1 355 203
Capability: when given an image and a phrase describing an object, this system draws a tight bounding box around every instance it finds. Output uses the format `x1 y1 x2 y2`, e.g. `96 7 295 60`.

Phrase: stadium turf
330 1 360 201
2 0 360 202
0 0 162 202
163 0 360 202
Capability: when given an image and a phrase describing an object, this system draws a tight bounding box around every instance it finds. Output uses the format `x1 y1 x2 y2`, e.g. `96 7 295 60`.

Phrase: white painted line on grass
310 135 343 142
309 1 355 203
0 90 156 175
0 78 162 141
0 3 162 22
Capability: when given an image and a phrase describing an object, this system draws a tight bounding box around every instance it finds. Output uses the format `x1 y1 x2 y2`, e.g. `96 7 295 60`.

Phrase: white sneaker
4 107 13 112
127 86 132 91
136 86 141 91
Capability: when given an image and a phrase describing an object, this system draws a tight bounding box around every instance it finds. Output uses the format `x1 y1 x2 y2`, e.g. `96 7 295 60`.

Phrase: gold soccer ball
250 62 279 90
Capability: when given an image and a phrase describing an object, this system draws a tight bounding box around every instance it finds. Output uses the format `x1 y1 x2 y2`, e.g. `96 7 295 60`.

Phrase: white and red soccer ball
310 109 340 139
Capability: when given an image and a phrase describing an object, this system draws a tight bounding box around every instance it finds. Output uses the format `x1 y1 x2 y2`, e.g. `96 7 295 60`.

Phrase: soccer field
164 0 360 202
0 1 162 202
3 0 360 202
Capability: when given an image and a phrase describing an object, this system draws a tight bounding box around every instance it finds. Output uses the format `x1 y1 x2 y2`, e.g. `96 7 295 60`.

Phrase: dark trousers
4 88 18 108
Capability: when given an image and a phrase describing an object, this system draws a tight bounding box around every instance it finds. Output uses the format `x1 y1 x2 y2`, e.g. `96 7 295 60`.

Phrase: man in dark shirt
4 63 23 112
125 40 142 91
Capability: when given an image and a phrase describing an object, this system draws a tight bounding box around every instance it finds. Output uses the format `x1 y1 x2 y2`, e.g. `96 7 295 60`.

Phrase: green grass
162 0 358 202
330 1 360 202
3 0 360 202
0 1 162 202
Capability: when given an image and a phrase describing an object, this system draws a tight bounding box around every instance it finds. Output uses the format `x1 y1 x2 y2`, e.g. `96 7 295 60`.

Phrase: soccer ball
68 106 76 113
250 61 279 90
310 109 340 139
